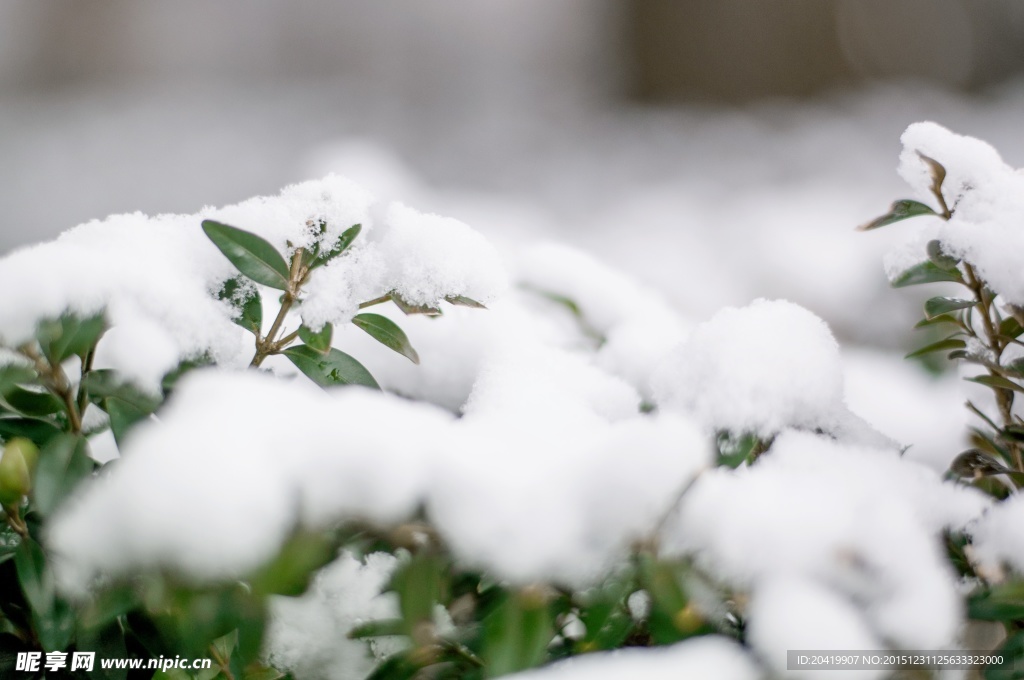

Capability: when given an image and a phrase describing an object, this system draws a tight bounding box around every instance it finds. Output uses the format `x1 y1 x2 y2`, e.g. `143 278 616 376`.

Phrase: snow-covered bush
0 124 1022 679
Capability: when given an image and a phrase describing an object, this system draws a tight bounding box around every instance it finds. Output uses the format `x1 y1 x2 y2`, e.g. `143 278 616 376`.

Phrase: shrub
0 125 1022 680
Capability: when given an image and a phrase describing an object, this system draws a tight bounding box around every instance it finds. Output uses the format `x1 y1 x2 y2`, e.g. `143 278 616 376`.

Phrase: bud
0 441 32 507
4 439 38 474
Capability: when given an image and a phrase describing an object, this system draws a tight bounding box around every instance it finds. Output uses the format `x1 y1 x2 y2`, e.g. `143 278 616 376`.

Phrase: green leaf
444 295 487 309
0 417 62 444
391 295 442 317
218 277 263 334
202 220 290 290
926 239 960 269
249 531 337 597
311 224 362 270
891 261 964 288
0 387 63 418
83 370 162 444
348 618 407 640
914 314 960 329
481 590 554 676
282 346 380 390
967 374 1024 393
393 553 446 630
15 537 52 616
352 314 420 364
986 629 1024 680
36 312 106 364
924 296 975 319
0 365 36 394
297 323 333 355
1000 316 1024 340
32 433 95 517
969 581 1024 621
905 337 965 359
858 199 936 231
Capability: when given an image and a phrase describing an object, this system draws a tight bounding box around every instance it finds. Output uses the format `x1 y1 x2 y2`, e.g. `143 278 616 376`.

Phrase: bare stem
250 249 308 368
19 344 82 434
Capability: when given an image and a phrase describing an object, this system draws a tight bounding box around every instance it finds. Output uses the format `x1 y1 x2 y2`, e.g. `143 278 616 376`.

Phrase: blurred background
3 0 1024 350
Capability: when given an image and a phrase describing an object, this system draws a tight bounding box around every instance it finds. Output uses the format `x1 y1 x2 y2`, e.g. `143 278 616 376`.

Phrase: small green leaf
32 433 95 517
905 337 965 359
967 374 1024 393
924 297 975 319
891 261 964 288
348 618 407 640
202 220 290 290
1000 316 1024 340
914 314 960 329
926 239 960 269
249 531 337 597
311 224 362 270
297 323 333 354
391 295 442 317
352 314 420 364
969 581 1024 621
83 370 161 444
1 387 63 418
985 629 1024 680
218 277 263 334
15 537 52 616
444 295 487 309
36 312 106 364
0 417 62 444
282 346 380 390
858 199 936 231
393 553 446 632
481 590 554 676
0 365 36 393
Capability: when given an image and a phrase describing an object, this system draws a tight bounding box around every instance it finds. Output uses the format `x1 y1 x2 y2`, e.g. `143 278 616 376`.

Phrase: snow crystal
504 635 760 680
661 430 989 650
264 551 399 680
653 299 845 437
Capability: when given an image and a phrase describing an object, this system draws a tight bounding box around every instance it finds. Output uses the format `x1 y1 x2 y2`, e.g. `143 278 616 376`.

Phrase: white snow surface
503 635 761 680
661 430 990 650
48 368 710 591
890 122 1024 306
970 493 1024 577
746 577 884 680
653 299 847 437
264 551 400 680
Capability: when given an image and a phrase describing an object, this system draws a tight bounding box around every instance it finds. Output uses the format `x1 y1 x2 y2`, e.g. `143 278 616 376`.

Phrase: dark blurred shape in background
628 0 1024 101
4 1 1024 101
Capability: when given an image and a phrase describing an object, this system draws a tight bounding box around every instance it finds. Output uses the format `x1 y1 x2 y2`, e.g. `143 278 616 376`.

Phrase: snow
970 493 1024 577
660 430 989 650
47 371 452 591
264 551 400 680
377 202 508 307
746 577 884 680
0 175 507 397
429 412 710 585
503 635 761 680
653 299 847 437
889 122 1024 306
48 368 709 591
